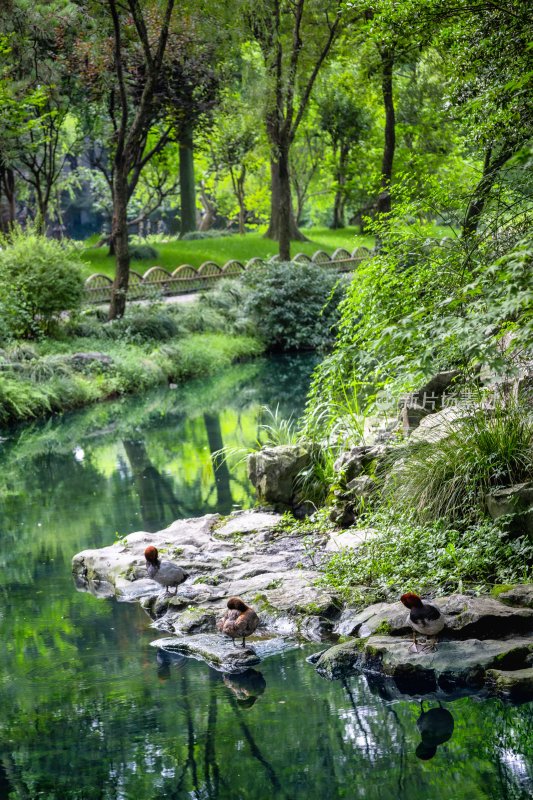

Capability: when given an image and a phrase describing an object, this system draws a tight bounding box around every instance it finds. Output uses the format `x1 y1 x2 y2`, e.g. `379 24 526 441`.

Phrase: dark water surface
0 355 532 800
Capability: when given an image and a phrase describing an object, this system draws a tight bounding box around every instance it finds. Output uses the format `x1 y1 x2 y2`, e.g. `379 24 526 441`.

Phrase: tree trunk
331 190 345 229
109 170 130 319
264 158 307 247
237 197 246 234
331 145 349 229
376 48 396 220
34 186 48 235
199 184 216 231
237 167 246 234
179 124 197 236
0 167 16 232
278 142 291 260
462 145 514 238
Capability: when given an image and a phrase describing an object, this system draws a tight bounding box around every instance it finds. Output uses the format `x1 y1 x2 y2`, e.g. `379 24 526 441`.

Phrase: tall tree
0 1 83 232
247 0 344 259
316 66 371 228
160 25 219 237
77 0 175 319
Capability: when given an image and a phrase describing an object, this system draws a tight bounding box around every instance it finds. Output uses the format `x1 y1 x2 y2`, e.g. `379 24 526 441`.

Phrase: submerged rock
485 666 533 702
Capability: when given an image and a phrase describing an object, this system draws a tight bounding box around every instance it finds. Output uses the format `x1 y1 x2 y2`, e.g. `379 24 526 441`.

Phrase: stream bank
72 509 533 699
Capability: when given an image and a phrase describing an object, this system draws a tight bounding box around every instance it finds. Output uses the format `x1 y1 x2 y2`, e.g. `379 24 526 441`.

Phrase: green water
0 355 531 800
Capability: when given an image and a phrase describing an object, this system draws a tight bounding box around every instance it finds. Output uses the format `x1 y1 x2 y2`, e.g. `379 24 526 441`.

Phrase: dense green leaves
0 229 84 337
242 261 346 351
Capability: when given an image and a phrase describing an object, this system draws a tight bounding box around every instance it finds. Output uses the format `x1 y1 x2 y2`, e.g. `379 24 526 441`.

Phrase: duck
217 596 259 648
415 702 454 760
400 592 445 653
144 545 188 595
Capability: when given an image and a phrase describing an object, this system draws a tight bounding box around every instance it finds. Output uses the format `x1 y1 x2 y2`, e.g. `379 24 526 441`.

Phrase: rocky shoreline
72 509 533 698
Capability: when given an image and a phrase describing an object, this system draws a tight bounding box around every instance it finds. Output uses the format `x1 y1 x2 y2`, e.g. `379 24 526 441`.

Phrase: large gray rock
247 444 314 506
486 482 533 536
315 634 533 698
325 528 378 552
333 445 392 480
497 584 533 609
417 370 461 398
69 352 114 370
333 594 533 640
401 404 433 435
400 371 461 434
214 511 280 539
410 406 474 443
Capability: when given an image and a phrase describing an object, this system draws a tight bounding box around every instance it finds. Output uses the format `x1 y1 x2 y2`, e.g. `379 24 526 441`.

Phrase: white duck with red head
400 592 445 653
144 545 188 595
217 597 259 648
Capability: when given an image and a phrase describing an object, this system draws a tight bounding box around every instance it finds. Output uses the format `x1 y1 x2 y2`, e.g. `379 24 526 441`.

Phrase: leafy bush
0 228 84 339
103 308 182 343
385 399 533 523
321 508 533 602
242 261 345 351
168 333 263 381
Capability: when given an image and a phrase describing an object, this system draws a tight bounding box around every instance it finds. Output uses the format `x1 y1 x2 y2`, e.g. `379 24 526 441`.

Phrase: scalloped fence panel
84 246 372 303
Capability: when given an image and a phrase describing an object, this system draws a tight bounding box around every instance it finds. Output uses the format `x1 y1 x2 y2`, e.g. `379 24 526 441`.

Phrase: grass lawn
80 227 374 278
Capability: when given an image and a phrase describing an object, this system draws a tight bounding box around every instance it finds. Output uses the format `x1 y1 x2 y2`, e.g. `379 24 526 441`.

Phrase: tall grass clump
303 370 370 447
386 398 533 523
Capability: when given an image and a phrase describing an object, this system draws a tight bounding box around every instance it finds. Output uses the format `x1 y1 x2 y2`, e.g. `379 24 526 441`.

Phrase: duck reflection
223 669 266 708
415 702 455 760
156 648 187 681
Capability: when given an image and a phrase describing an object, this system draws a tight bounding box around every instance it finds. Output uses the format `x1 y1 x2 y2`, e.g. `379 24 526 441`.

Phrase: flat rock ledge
72 511 340 660
151 634 295 674
72 511 533 689
314 592 533 701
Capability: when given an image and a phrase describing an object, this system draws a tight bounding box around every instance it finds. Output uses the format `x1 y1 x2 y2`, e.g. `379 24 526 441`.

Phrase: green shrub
385 399 533 523
176 303 228 335
103 308 182 343
242 261 345 351
169 333 263 381
129 243 159 260
0 228 84 339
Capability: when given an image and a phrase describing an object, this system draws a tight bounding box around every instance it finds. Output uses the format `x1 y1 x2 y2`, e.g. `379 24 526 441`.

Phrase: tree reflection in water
0 357 531 799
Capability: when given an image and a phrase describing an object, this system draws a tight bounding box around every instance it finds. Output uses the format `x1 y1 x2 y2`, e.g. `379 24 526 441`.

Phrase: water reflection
156 648 188 681
223 668 267 708
415 702 455 760
0 355 531 799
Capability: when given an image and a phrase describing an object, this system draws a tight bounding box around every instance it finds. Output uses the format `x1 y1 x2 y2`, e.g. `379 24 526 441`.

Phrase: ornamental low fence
84 246 372 304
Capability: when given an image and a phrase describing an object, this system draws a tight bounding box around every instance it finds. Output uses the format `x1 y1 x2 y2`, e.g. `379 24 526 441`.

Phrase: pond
0 355 531 800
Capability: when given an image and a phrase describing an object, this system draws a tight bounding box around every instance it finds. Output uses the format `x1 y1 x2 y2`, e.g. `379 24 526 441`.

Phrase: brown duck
217 597 259 647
